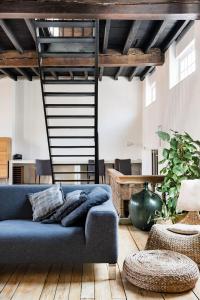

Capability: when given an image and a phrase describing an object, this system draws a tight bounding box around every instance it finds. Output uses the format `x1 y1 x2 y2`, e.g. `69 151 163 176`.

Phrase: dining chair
35 159 52 184
118 159 132 175
114 159 120 171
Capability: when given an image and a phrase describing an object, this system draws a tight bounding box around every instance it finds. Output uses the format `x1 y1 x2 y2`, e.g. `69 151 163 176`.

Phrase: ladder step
44 92 95 97
53 163 94 166
48 126 95 129
51 155 95 157
41 52 95 58
54 180 95 182
53 172 94 175
43 80 95 85
50 146 95 148
42 67 95 73
45 104 95 108
49 136 95 139
38 37 95 43
47 115 95 119
35 20 95 28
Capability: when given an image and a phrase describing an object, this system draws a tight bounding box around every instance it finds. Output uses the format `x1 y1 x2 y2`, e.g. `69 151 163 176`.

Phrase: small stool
123 250 199 293
145 224 200 267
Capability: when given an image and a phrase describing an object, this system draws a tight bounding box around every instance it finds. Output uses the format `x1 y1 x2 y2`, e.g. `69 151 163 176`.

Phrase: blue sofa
0 184 118 269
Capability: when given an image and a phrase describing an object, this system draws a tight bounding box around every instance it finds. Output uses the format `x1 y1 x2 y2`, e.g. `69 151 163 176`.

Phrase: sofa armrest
85 198 119 263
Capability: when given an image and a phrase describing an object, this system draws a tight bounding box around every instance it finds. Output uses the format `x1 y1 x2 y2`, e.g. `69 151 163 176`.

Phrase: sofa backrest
0 184 111 221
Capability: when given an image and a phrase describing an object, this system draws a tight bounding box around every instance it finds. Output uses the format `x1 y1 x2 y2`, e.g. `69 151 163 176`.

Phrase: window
146 81 156 107
49 27 59 37
169 39 196 88
47 19 60 36
178 40 195 81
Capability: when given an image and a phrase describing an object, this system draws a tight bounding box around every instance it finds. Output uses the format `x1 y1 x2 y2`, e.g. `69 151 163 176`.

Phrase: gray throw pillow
61 187 109 227
42 190 87 224
28 185 64 221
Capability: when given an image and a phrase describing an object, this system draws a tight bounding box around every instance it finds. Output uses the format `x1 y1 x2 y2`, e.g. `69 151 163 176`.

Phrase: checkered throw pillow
28 185 64 221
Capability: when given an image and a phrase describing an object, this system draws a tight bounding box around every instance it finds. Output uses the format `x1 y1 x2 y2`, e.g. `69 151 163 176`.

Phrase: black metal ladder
35 20 99 184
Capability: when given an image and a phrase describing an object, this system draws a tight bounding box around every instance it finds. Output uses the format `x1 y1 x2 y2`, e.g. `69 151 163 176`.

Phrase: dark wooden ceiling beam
128 67 138 81
103 20 111 54
31 67 39 76
143 21 167 52
0 20 23 53
0 49 164 68
25 19 36 42
114 66 123 80
176 20 194 43
0 68 17 80
140 66 155 81
16 67 32 80
100 20 111 80
162 20 191 52
51 71 58 79
101 48 164 67
123 21 141 55
0 1 199 20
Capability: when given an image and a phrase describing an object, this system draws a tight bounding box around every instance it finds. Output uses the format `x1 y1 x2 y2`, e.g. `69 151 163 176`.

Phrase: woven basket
123 250 199 293
145 224 200 267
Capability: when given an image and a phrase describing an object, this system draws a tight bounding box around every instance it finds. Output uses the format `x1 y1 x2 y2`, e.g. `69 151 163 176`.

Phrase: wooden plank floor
0 225 199 300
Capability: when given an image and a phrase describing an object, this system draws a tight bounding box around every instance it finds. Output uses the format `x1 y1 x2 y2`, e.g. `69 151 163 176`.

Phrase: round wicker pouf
145 224 200 267
123 250 199 293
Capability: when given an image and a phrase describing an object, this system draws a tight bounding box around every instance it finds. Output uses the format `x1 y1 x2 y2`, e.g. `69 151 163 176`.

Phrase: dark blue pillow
42 190 87 224
61 187 109 227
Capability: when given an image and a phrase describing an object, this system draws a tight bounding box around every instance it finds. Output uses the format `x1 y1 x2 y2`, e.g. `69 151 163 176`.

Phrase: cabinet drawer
0 164 8 179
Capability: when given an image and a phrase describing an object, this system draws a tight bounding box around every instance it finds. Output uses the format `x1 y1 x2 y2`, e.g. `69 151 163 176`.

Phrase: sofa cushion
61 186 109 226
28 185 64 221
42 190 87 224
0 220 86 264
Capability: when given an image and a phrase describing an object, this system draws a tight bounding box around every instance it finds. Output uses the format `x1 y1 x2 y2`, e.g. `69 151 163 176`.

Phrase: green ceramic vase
129 182 162 231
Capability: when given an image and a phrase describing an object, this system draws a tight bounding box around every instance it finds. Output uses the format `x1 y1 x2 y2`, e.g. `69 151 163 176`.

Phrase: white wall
14 80 48 159
142 21 200 174
99 77 142 160
0 78 15 139
0 76 143 161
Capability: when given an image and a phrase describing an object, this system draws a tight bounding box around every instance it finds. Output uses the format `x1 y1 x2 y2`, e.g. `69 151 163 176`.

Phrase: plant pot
156 219 173 225
129 182 162 231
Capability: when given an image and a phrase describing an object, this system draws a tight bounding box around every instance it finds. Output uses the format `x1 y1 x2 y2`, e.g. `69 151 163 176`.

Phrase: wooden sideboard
108 168 164 218
0 137 11 180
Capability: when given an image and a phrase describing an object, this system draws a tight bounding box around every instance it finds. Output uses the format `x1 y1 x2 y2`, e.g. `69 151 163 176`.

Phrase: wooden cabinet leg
108 263 116 280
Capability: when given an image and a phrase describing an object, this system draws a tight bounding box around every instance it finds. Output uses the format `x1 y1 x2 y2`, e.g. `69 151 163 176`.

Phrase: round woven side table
123 250 199 293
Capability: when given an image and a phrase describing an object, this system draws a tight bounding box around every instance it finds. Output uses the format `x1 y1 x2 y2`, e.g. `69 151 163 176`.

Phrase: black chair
87 159 105 183
88 159 95 182
35 159 52 184
99 159 106 183
117 159 132 175
114 159 120 171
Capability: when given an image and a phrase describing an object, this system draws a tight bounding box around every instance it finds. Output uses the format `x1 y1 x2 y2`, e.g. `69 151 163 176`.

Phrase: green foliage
157 130 200 219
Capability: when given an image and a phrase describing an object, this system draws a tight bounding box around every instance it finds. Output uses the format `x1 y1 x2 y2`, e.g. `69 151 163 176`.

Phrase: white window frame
169 39 196 89
49 27 60 37
178 40 196 82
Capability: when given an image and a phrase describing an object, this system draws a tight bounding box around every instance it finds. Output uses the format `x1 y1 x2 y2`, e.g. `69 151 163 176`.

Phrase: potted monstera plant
156 130 200 223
